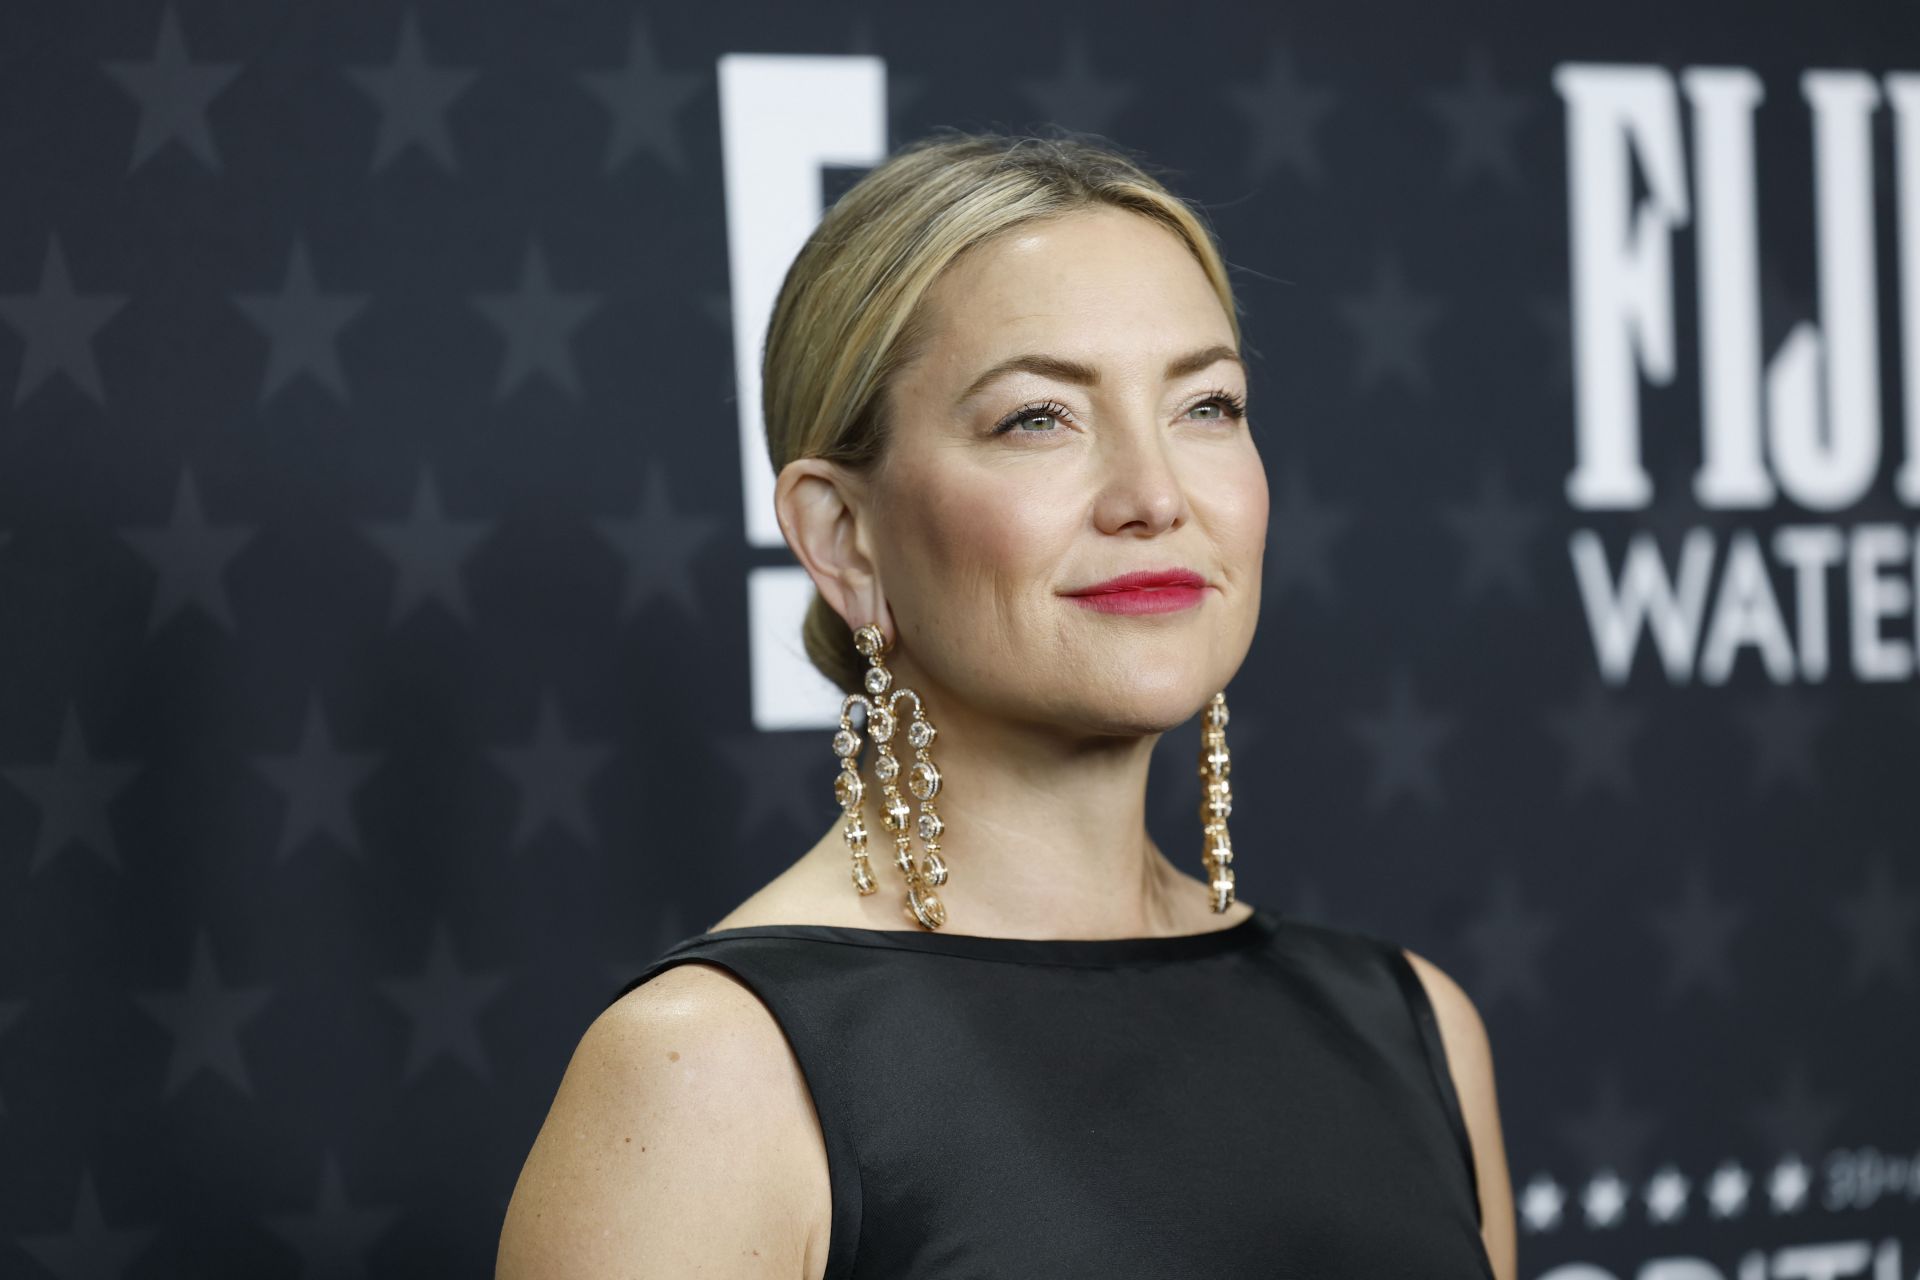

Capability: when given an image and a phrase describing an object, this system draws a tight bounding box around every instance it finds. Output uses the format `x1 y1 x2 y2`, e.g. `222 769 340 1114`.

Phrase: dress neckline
671 904 1278 968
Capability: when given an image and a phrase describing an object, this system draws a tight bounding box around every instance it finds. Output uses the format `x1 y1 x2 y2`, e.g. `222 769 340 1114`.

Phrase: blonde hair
762 127 1244 695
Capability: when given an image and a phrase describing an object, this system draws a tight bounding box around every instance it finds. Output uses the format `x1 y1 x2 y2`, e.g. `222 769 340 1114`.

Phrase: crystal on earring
916 810 943 842
865 666 891 695
833 728 859 758
908 761 941 801
875 751 899 781
1208 697 1229 729
835 768 864 809
868 706 895 743
907 718 935 749
885 794 911 831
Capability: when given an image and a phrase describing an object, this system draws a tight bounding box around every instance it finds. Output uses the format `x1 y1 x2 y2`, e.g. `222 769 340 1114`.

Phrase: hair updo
760 126 1244 695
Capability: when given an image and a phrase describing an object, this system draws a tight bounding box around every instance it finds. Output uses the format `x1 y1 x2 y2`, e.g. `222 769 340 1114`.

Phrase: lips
1064 568 1208 595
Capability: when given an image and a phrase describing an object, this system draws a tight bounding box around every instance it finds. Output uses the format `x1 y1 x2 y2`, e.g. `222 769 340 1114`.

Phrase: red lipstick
1062 568 1210 615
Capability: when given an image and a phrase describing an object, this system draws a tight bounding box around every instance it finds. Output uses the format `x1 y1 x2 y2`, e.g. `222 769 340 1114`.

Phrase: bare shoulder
1399 948 1517 1280
497 961 832 1280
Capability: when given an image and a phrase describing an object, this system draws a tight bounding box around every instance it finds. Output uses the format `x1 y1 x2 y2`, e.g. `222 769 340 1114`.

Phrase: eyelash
989 389 1249 438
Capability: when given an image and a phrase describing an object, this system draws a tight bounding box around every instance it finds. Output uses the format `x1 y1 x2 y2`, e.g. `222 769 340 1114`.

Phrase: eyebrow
954 343 1244 408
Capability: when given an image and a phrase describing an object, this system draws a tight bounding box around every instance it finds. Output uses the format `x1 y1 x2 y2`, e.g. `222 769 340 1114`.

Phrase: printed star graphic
593 463 722 621
0 999 22 1115
3 704 141 875
133 929 273 1097
1560 1071 1658 1180
17 1169 156 1278
1644 1165 1689 1223
1263 462 1354 603
263 1153 400 1278
1750 1060 1843 1160
0 235 128 409
232 238 369 405
1768 1155 1811 1213
1517 1174 1564 1233
1438 461 1544 603
1423 45 1531 188
1581 1171 1629 1228
118 467 255 634
1644 859 1746 1002
1734 684 1831 795
578 13 702 175
1705 1160 1751 1218
99 3 241 172
1020 29 1133 139
491 693 612 852
1543 677 1645 801
1460 872 1555 1009
716 730 822 846
1227 44 1337 186
1343 665 1454 810
346 9 478 174
252 693 382 862
1831 848 1918 988
1334 252 1443 395
380 922 506 1082
472 240 601 400
361 467 490 626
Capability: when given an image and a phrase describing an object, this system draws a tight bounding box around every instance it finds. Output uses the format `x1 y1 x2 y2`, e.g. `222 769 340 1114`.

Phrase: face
864 205 1268 735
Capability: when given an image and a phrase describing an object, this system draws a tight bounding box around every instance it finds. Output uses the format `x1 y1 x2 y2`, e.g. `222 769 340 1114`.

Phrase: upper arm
496 962 831 1280
1402 948 1517 1280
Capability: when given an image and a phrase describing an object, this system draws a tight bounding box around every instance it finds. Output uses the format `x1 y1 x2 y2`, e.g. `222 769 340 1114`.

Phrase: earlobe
774 457 887 636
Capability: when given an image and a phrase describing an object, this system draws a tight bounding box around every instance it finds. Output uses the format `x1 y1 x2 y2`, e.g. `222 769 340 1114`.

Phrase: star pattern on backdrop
578 13 703 175
360 467 491 627
232 238 370 405
1706 1160 1752 1219
3 704 143 876
117 467 257 635
1749 1060 1844 1160
1263 461 1354 603
1334 251 1444 394
1343 665 1455 810
1543 676 1645 801
1830 848 1918 989
1460 870 1556 1010
1560 1070 1660 1182
593 463 723 620
716 730 822 846
491 693 613 853
380 922 506 1083
251 693 383 862
99 3 242 173
262 1153 401 1278
1438 459 1544 603
471 240 601 400
0 235 128 409
1643 1164 1690 1224
1019 29 1133 141
17 1170 156 1278
1228 44 1337 186
1733 683 1831 795
345 8 478 175
133 929 274 1097
1643 858 1745 1002
1517 1173 1565 1233
1422 44 1531 188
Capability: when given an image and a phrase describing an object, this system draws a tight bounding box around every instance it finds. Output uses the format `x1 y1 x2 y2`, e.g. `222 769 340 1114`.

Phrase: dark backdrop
2 1 1916 1276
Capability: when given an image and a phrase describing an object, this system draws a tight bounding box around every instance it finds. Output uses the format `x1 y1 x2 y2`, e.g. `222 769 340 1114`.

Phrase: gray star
345 9 477 174
380 922 506 1082
117 467 255 634
232 238 369 405
1335 252 1444 395
1543 677 1645 801
1424 45 1531 188
17 1169 155 1279
472 241 600 400
99 3 242 172
715 730 819 846
133 929 273 1097
1018 29 1133 139
1560 1070 1659 1181
1228 44 1337 186
0 999 22 1116
0 235 127 408
1832 849 1918 989
1461 872 1555 1010
1264 462 1353 602
1439 460 1544 602
1749 1060 1844 1160
1343 665 1455 810
1734 685 1831 795
3 704 141 875
1530 291 1572 393
491 693 611 852
252 693 381 862
360 467 489 626
578 14 701 175
592 463 722 620
1644 860 1746 1002
0 233 127 408
263 1153 400 1279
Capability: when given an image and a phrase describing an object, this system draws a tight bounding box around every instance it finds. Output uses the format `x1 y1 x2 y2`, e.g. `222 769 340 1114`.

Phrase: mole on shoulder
668 1050 680 1061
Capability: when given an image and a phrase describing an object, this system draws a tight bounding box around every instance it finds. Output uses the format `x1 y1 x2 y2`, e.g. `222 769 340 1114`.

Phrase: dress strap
1383 944 1482 1227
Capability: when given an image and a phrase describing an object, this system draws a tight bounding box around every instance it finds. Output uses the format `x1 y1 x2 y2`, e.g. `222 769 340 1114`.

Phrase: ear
773 457 894 640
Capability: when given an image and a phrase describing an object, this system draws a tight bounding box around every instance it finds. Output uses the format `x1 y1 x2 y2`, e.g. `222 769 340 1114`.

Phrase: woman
497 129 1517 1279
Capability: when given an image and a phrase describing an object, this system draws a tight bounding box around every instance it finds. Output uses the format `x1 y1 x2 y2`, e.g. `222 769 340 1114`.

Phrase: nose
1090 413 1188 536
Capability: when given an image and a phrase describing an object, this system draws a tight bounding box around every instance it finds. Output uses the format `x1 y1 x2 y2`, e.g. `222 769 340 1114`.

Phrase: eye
989 399 1073 438
1187 389 1249 422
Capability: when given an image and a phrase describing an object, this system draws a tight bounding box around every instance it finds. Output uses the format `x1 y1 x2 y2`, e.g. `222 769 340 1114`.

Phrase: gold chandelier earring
831 623 949 930
1198 691 1236 912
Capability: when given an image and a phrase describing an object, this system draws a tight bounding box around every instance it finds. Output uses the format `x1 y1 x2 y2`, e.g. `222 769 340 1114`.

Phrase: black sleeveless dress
610 905 1494 1279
